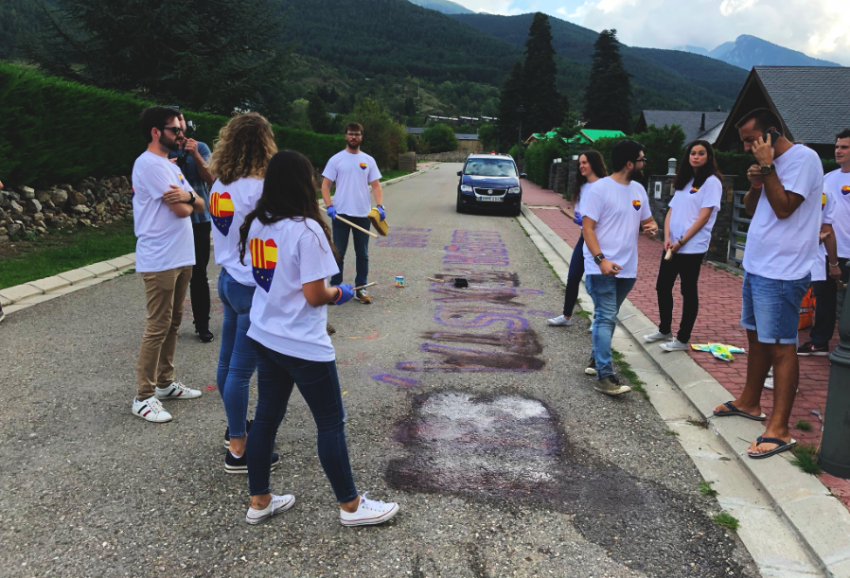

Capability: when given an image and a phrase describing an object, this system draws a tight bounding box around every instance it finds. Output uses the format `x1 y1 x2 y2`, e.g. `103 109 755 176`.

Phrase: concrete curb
520 203 850 578
0 252 136 315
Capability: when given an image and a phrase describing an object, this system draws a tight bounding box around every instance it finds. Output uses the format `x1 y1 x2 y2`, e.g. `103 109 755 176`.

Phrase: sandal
713 401 767 422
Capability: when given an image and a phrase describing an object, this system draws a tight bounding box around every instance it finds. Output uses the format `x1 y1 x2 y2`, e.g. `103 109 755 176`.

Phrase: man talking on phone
712 108 822 460
581 140 658 395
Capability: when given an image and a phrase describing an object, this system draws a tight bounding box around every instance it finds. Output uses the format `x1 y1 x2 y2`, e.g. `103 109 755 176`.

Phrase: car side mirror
457 171 463 177
519 173 527 179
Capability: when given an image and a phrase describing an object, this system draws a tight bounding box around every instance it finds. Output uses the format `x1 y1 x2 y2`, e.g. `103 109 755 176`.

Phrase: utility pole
821 282 850 478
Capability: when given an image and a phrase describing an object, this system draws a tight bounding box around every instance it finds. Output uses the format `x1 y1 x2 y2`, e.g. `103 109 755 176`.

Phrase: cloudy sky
450 0 850 65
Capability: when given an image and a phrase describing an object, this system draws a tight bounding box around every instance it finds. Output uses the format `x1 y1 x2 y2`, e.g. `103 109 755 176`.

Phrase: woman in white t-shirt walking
237 151 399 527
548 151 607 327
645 140 724 351
208 113 278 472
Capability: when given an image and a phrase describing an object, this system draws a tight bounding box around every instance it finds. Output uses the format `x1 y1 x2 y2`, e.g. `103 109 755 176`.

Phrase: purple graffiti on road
443 230 509 266
375 227 432 248
372 374 420 388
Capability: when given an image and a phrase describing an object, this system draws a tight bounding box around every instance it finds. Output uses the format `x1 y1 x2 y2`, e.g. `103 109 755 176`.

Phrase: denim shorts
740 271 810 345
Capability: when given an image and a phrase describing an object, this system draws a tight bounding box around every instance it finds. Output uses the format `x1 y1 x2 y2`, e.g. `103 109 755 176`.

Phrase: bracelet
333 287 342 303
830 262 840 267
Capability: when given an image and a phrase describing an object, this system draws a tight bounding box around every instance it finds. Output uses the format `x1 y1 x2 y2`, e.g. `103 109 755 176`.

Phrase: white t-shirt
824 169 850 259
210 177 264 287
742 144 823 281
582 177 652 279
668 175 723 255
575 182 595 216
247 217 340 362
810 189 834 282
131 151 195 273
322 150 382 217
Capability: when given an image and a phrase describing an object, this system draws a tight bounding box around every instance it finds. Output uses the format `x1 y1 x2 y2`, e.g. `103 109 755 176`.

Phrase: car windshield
465 159 517 177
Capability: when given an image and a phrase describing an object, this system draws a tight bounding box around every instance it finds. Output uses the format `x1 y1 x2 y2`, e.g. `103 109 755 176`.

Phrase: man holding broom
322 122 386 304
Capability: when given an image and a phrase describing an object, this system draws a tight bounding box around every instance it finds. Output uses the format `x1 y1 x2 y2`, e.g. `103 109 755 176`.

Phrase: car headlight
460 185 473 193
508 186 521 195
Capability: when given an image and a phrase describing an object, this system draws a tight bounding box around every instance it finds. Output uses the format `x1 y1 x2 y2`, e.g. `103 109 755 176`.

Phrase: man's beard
347 140 360 150
627 167 643 181
160 134 182 152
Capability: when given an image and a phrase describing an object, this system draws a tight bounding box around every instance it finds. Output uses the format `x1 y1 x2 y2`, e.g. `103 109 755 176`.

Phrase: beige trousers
135 266 193 400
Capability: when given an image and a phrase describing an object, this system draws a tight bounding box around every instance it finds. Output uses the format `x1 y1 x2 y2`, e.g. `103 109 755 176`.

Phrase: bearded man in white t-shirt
582 140 658 396
321 122 385 304
712 108 823 460
130 107 207 423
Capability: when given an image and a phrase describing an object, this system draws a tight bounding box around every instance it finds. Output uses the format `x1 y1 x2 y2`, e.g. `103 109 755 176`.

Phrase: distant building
404 127 483 153
634 111 729 144
715 66 850 157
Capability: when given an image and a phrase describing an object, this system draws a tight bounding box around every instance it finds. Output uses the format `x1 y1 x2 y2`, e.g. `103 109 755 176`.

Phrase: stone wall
0 176 134 245
416 151 469 163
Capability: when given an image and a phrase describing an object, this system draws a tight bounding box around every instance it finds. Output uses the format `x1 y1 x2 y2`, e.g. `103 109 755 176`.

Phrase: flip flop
712 401 767 422
748 436 796 460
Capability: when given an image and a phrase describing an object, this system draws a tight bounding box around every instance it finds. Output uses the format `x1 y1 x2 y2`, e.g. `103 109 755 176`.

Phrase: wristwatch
759 164 775 176
185 190 196 205
594 253 605 265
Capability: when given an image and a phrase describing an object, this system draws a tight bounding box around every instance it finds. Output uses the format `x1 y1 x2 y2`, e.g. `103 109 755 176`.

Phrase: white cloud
718 0 759 16
453 0 523 14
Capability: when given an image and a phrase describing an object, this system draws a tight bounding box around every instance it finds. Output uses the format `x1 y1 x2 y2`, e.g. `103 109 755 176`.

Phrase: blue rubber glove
377 205 386 221
326 205 337 220
333 284 355 305
573 211 583 226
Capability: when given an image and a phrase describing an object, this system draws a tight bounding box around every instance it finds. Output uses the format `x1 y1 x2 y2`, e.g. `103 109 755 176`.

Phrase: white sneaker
155 381 202 400
339 492 400 527
660 339 689 352
132 397 173 423
246 494 295 525
644 331 672 343
547 315 571 327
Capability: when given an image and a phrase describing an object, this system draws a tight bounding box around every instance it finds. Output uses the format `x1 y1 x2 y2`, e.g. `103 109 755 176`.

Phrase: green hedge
0 62 344 188
524 140 566 188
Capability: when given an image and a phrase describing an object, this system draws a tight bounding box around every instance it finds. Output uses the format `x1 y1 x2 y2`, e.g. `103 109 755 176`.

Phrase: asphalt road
0 164 759 577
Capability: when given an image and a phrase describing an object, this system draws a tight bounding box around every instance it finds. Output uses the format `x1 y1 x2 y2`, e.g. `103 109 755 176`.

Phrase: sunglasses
634 157 648 164
161 126 183 135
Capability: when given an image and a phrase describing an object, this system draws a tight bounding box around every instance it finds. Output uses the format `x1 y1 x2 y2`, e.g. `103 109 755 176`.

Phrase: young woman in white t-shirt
207 113 278 473
645 140 724 351
548 150 607 328
236 151 400 527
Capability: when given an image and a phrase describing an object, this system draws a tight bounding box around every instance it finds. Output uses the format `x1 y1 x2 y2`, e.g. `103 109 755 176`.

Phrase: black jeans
809 257 850 346
330 215 371 287
655 250 705 343
190 221 212 331
562 235 585 317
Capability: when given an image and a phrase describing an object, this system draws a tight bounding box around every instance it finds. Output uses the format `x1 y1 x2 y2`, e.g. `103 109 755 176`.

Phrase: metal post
821 281 850 478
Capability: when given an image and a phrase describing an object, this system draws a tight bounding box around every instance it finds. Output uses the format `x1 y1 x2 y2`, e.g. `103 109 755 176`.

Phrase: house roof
638 111 729 144
579 129 625 142
455 134 479 140
755 66 850 145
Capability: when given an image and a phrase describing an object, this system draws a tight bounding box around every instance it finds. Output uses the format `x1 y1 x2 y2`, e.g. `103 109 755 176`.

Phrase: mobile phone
763 128 781 145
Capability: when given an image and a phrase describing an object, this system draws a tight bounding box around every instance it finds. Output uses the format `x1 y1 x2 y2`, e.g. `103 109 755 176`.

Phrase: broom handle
321 208 379 238
353 282 377 290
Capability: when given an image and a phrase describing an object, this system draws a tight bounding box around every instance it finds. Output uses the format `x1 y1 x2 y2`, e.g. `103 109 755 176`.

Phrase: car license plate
477 195 503 202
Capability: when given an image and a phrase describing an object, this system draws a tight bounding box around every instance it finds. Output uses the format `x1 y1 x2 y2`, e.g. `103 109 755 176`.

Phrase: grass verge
380 169 414 182
611 349 649 399
794 420 813 432
0 220 136 290
699 481 718 497
791 444 822 475
713 512 739 532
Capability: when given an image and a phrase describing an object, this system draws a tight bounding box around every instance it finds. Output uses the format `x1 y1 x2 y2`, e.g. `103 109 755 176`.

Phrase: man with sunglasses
131 106 206 423
322 122 385 304
582 140 658 395
168 109 216 343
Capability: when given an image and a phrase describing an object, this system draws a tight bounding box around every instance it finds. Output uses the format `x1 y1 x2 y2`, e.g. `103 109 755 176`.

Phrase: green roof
577 129 626 142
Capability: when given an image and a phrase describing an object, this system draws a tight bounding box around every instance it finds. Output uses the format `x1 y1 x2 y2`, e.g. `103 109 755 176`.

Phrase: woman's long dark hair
238 151 338 265
573 150 608 203
673 139 723 191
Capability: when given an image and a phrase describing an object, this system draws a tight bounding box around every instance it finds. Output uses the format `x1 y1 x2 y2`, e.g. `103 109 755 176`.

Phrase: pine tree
497 60 525 150
307 92 334 134
583 29 632 133
522 13 568 135
23 0 290 119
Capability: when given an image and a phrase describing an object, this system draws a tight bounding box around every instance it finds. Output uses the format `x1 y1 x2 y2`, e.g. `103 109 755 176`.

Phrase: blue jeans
330 215 371 287
216 268 257 439
562 235 585 317
741 271 810 345
246 343 358 502
585 275 637 380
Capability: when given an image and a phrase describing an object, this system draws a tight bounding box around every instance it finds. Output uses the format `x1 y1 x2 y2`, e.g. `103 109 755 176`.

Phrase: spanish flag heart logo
822 193 827 211
842 185 850 196
178 173 187 187
632 199 642 211
690 186 699 194
251 238 277 292
210 192 234 236
359 162 368 171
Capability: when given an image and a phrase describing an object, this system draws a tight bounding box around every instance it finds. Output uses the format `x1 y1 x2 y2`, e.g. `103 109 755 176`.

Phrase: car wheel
456 192 466 213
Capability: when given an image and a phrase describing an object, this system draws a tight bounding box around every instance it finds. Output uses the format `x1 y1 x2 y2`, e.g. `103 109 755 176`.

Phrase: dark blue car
456 154 525 216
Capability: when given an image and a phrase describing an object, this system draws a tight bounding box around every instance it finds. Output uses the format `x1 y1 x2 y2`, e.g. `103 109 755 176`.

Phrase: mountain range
407 0 473 14
678 35 839 69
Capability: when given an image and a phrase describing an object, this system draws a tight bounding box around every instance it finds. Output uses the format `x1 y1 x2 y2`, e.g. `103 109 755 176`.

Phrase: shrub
342 98 407 170
524 139 566 187
0 62 344 187
421 123 458 154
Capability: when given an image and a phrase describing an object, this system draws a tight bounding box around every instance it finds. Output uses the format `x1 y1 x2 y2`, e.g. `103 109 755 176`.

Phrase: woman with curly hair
208 113 278 473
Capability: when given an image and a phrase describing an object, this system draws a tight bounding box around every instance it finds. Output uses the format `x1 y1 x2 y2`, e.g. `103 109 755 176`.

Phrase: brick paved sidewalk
522 178 850 508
